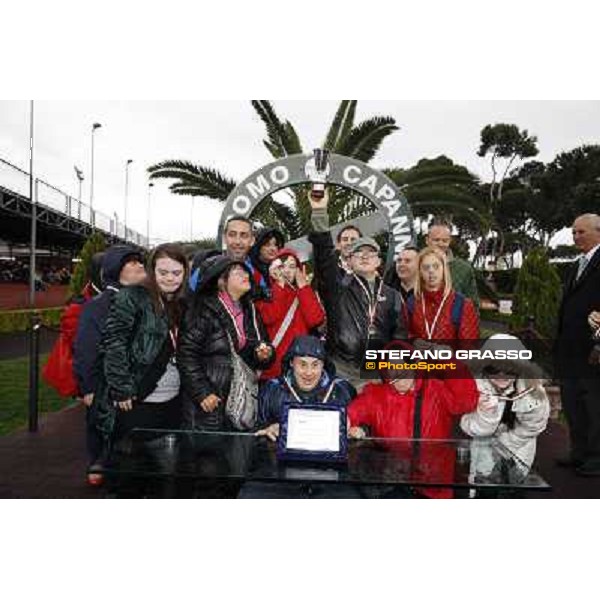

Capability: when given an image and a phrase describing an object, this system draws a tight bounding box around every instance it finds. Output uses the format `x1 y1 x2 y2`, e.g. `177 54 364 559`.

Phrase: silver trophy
306 148 330 199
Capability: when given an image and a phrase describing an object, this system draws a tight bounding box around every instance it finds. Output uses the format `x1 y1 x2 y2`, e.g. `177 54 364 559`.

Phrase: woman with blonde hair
407 247 479 347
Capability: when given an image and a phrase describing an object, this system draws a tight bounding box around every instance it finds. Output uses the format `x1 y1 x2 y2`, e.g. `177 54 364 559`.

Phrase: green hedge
511 248 561 339
0 307 63 333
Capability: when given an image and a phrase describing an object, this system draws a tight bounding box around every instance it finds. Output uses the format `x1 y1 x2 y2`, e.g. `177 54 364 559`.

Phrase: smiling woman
93 243 189 470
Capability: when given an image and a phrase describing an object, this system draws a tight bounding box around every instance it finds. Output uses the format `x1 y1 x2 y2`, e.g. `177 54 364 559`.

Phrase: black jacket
555 248 600 376
178 258 274 431
308 230 407 367
248 228 285 301
93 284 183 441
73 245 143 396
187 248 221 296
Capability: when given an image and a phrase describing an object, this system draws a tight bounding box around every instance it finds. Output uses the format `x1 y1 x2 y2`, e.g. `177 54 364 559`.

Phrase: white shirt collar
583 244 600 262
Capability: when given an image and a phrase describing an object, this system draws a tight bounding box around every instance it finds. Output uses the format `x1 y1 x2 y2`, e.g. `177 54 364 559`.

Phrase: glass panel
103 429 550 492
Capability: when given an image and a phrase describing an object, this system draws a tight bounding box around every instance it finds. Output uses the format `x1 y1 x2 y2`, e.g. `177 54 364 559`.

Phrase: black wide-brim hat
196 255 252 293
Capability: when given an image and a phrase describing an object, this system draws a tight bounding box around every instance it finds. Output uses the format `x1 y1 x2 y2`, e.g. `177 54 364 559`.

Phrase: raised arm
307 189 341 310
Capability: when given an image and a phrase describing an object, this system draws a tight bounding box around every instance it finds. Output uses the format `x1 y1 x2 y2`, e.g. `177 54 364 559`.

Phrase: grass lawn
0 354 75 436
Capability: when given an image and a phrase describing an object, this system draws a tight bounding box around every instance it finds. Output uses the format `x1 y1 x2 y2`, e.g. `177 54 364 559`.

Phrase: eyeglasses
229 268 249 278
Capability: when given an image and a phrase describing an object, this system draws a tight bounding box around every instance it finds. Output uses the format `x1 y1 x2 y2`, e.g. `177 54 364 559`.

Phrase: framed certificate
277 403 348 464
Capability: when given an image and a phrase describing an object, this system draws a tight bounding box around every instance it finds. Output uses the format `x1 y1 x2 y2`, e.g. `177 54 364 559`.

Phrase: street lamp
29 101 36 308
90 122 102 225
124 158 133 242
74 165 84 220
27 100 39 432
147 182 154 247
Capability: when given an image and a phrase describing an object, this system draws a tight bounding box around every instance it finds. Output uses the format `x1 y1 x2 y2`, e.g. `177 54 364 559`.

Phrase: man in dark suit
555 213 600 476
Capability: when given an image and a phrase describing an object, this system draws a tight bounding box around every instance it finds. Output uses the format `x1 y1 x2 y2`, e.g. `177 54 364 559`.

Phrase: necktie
576 256 589 281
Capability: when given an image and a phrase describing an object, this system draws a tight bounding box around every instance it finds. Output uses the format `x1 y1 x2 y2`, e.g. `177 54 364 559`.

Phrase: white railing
0 156 149 248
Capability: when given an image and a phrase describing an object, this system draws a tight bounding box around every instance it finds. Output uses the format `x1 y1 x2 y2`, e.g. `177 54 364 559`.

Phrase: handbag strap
272 298 300 349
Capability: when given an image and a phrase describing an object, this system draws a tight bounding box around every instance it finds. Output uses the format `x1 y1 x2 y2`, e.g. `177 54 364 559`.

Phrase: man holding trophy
307 150 407 389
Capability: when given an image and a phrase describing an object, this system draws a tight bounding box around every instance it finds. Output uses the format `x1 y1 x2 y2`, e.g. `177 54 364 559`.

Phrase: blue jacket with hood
73 245 144 395
257 335 356 428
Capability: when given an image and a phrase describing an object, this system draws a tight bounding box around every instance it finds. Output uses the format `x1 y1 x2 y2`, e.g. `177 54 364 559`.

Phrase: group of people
0 259 71 286
0 259 29 283
43 188 564 498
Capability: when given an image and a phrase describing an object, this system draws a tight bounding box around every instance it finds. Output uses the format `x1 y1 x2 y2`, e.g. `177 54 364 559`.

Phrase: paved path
0 404 598 498
0 404 101 498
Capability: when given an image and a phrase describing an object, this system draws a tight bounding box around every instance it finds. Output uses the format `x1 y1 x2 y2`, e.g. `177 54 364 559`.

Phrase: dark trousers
85 406 103 469
107 397 182 498
113 396 182 441
561 378 600 463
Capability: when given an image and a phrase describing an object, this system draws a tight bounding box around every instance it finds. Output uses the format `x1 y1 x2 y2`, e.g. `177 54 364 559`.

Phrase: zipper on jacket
410 387 424 474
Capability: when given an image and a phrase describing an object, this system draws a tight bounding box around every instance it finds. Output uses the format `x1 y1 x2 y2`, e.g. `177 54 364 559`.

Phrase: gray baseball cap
350 237 380 255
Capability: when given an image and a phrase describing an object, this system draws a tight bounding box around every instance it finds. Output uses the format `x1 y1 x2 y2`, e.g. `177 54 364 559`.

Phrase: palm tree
147 100 399 239
384 156 495 262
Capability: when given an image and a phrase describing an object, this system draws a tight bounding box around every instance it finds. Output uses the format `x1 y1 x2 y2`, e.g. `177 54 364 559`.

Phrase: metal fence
0 156 149 247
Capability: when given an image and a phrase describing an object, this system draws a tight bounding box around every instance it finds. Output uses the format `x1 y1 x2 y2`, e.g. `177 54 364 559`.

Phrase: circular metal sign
218 153 415 260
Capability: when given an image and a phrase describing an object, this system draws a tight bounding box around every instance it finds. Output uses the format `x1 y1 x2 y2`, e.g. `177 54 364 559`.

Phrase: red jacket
256 283 325 380
349 374 478 498
42 283 95 397
409 289 479 345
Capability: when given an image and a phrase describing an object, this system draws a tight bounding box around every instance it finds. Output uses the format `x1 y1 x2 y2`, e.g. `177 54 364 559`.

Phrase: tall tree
476 123 539 263
385 155 492 260
148 101 399 239
69 232 106 296
498 145 600 254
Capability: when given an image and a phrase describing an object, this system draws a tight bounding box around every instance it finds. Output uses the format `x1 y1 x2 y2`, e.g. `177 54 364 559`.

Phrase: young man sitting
238 335 356 498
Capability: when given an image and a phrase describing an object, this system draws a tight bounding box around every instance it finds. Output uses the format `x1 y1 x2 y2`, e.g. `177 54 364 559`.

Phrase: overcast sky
1 100 599 245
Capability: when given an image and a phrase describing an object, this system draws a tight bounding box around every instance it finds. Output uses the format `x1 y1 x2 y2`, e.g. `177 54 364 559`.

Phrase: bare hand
295 265 308 289
200 393 221 413
588 311 600 331
308 188 329 210
348 426 366 439
256 423 280 442
269 259 285 284
256 343 272 362
479 393 498 416
117 398 133 412
81 393 94 408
